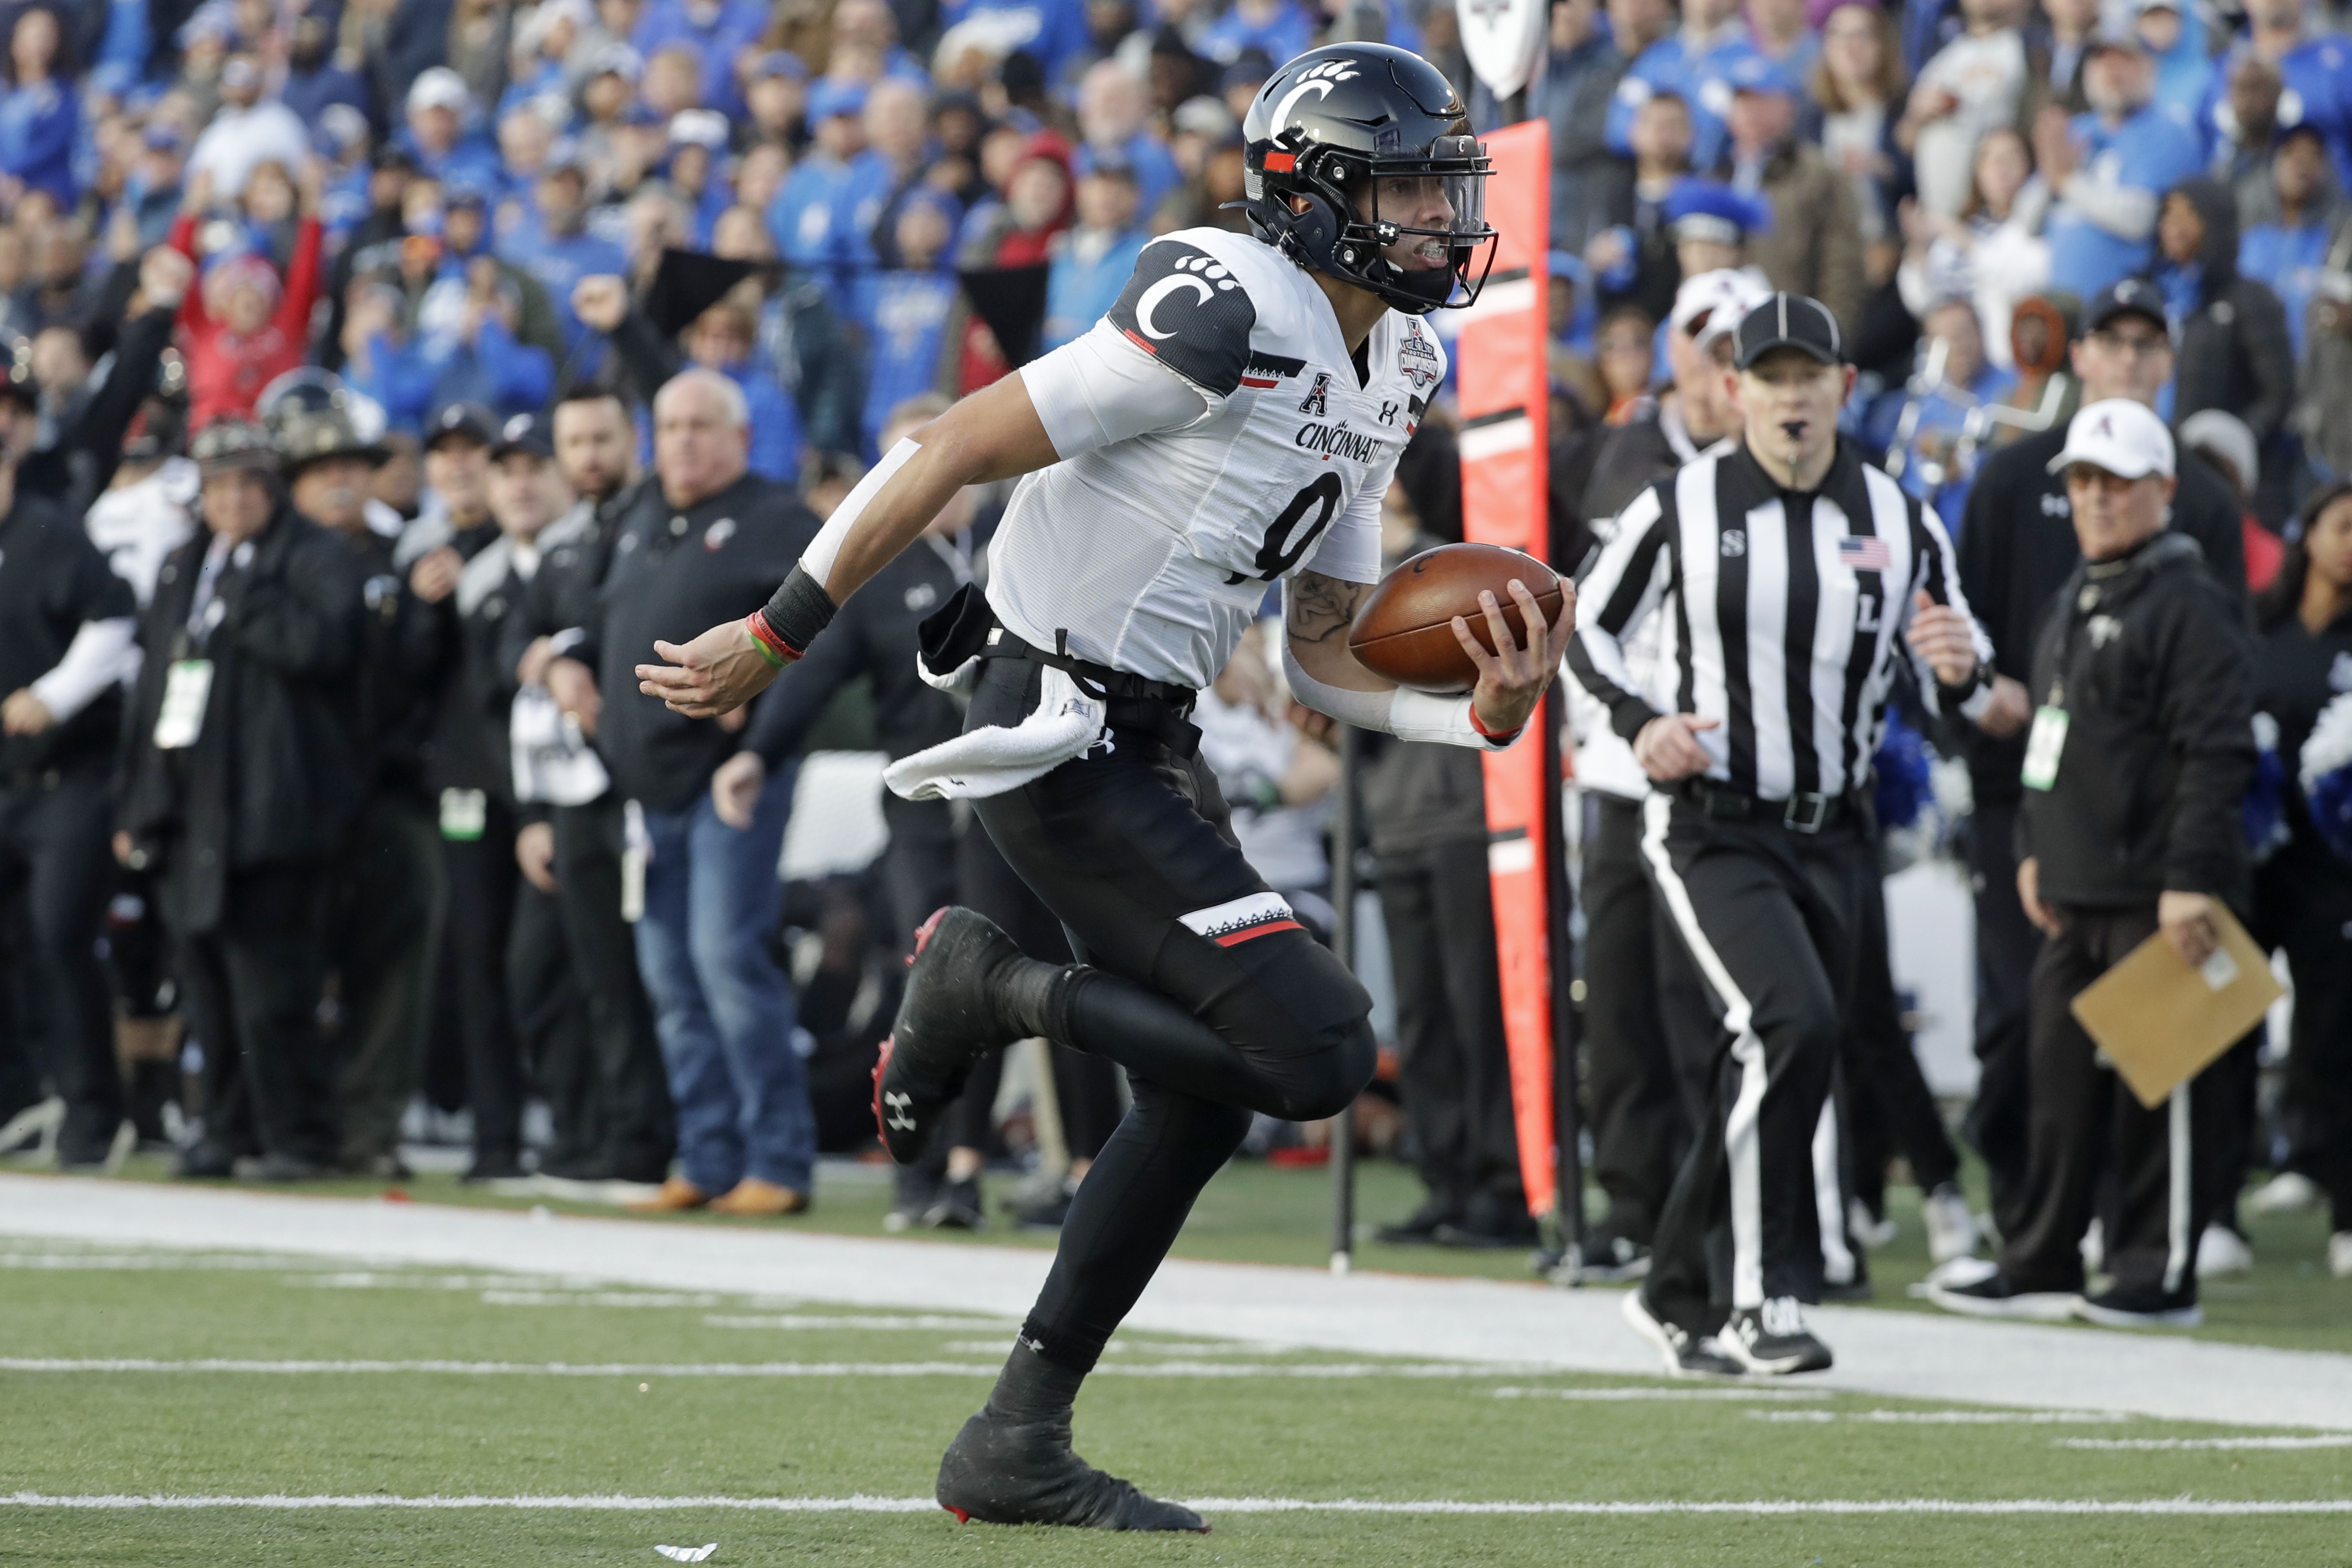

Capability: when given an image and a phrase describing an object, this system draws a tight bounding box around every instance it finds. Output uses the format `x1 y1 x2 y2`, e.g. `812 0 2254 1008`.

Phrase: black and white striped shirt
1566 439 1993 802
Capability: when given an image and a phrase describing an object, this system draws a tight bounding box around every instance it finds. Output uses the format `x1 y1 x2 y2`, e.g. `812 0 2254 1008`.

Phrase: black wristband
760 564 837 658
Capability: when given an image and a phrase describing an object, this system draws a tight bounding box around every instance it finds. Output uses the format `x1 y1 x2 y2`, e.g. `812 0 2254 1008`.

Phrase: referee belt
1675 777 1868 835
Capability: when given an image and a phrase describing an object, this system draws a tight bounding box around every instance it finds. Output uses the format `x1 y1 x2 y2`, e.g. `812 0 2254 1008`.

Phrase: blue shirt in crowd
935 0 1092 78
768 154 859 279
2239 211 2335 361
1198 0 1316 65
1044 225 1149 351
0 78 77 205
857 268 958 458
2044 104 2204 301
2200 36 2352 191
632 0 769 118
1606 26 1765 175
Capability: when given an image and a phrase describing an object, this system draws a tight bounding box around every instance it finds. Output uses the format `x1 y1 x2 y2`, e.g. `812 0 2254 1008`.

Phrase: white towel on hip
883 663 1107 802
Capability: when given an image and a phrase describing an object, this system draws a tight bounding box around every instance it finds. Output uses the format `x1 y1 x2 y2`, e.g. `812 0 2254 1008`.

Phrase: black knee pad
1280 1014 1378 1124
1194 929 1375 1121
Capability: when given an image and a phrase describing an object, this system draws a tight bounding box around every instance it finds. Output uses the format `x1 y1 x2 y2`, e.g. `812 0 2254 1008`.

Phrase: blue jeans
631 763 814 1195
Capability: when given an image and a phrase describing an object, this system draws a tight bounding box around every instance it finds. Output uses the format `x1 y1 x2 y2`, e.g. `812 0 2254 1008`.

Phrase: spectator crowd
0 0 2346 1307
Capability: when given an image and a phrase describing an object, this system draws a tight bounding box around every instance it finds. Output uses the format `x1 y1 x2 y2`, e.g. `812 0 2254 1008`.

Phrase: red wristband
1468 701 1522 745
744 611 797 667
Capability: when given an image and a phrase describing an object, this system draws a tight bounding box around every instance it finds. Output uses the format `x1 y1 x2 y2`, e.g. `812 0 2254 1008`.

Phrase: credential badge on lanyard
152 660 214 749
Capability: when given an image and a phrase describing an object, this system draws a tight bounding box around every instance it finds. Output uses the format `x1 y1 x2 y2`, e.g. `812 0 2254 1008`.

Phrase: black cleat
923 1175 987 1231
1620 1288 1742 1378
1719 1297 1834 1375
936 1409 1207 1532
873 908 1027 1164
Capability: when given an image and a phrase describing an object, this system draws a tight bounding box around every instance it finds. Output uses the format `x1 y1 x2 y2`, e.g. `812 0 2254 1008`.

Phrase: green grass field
6 1158 2351 1565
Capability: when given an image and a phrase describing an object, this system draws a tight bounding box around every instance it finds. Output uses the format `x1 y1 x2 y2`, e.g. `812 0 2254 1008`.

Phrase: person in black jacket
278 402 448 1179
2152 176 2296 527
116 419 367 1180
2248 482 2352 1278
1955 277 2248 1240
1932 400 2254 1328
0 441 141 1169
511 386 676 1188
548 369 823 1215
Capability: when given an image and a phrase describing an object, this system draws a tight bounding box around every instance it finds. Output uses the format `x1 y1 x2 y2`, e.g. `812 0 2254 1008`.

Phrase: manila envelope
2069 904 2283 1110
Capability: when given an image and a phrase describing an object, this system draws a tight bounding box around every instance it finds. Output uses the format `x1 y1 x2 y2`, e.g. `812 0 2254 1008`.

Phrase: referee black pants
1579 792 1690 1245
1637 794 1871 1333
2000 905 2245 1298
968 659 1376 1373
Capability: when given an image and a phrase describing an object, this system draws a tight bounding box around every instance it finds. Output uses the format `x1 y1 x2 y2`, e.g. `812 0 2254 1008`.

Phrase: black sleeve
1958 450 2014 673
224 535 364 681
2230 280 2297 447
2155 578 2257 898
1103 240 1258 398
2174 456 2249 609
608 305 682 409
61 306 175 496
55 526 138 624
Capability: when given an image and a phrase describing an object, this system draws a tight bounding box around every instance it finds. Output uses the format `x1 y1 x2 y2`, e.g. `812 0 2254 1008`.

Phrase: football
1346 543 1566 692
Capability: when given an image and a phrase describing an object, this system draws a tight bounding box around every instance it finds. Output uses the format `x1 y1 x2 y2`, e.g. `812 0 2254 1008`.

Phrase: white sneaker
2248 1172 2321 1215
1848 1197 1898 1249
2080 1218 2104 1274
2195 1224 2254 1278
1923 1183 1980 1264
2330 1232 2352 1280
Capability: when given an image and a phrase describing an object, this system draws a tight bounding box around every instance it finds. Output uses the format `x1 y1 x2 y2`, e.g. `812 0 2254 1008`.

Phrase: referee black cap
1733 292 1844 370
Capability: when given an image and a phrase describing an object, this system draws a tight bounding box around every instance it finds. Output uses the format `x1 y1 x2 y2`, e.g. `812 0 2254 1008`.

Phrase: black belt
1677 777 1867 835
982 628 1202 757
917 582 1202 756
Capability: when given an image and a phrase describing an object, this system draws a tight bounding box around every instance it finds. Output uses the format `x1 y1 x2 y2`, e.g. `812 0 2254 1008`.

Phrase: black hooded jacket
2017 531 2254 911
2157 175 2297 448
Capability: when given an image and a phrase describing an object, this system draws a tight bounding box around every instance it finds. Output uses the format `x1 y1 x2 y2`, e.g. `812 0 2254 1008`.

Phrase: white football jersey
990 226 1446 691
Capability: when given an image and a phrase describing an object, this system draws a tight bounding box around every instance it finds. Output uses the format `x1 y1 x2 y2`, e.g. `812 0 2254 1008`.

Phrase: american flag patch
1838 535 1892 572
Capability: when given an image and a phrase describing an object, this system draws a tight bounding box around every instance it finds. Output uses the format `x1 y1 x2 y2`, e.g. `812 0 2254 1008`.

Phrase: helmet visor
1363 138 1494 306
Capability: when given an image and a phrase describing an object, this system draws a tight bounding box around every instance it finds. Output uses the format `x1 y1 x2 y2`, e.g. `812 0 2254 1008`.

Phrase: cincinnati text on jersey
1293 420 1384 464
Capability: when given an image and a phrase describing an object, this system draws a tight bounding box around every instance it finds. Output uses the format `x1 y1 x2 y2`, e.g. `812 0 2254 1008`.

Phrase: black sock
992 956 1079 1043
983 1335 1087 1423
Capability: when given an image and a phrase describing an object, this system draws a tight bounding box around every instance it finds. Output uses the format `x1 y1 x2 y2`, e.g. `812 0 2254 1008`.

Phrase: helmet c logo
1270 77 1337 134
1136 275 1213 339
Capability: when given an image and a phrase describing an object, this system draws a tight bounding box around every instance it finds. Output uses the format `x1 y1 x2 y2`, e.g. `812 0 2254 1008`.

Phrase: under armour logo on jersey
882 1090 916 1132
1721 529 1747 558
1298 373 1331 416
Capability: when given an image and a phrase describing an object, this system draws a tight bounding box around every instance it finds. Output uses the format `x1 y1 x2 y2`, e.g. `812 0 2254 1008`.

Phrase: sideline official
1931 401 2254 1328
1569 294 1995 1376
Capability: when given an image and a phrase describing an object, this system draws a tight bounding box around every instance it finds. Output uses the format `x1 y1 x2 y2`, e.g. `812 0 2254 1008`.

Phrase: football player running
640 44 1569 1531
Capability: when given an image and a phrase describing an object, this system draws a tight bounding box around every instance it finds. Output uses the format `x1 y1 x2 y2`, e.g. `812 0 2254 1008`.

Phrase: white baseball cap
406 66 474 118
1671 268 1772 346
2047 398 2175 481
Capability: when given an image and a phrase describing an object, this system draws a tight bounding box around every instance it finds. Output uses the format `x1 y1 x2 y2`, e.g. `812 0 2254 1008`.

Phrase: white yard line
1752 1409 2120 1424
2060 1436 2352 1451
0 1357 1553 1379
6 1175 2349 1430
5 1492 2351 1516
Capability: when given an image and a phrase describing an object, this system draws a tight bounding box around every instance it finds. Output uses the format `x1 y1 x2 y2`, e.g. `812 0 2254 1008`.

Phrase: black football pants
176 866 338 1167
1966 797 2039 1239
2000 904 2245 1298
328 792 444 1169
2255 855 2352 1232
0 765 122 1161
969 659 1376 1373
1844 865 1961 1213
551 798 675 1182
1637 795 1871 1334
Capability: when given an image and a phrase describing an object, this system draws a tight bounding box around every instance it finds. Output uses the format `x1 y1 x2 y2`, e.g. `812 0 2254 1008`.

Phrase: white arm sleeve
799 435 922 586
2058 169 2157 242
1280 636 1514 750
28 618 139 723
1020 322 1213 461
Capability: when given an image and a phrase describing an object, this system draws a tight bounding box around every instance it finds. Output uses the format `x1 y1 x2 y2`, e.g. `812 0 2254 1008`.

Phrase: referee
1568 294 1994 1375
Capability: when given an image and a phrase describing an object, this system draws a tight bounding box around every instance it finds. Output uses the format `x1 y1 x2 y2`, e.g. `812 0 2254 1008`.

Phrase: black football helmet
1242 43 1496 315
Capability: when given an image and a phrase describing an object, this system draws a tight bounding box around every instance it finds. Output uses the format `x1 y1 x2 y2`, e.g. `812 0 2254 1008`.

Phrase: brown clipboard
2068 903 2283 1110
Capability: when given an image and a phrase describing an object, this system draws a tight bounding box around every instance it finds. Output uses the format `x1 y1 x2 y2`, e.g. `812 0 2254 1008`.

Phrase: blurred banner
1456 0 1550 100
1453 119 1557 1217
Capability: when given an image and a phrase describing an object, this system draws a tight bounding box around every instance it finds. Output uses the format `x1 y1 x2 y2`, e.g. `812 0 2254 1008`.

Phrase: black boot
873 908 1047 1163
935 1342 1206 1532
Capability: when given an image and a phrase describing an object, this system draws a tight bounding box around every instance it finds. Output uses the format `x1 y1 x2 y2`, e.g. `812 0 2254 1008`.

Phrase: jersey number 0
1233 472 1345 584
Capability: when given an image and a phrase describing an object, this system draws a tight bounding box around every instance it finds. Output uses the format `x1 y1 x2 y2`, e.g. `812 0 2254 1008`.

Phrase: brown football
1346 542 1565 693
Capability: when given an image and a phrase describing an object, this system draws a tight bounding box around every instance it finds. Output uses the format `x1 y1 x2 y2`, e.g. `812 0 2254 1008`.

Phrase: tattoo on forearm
1288 572 1368 644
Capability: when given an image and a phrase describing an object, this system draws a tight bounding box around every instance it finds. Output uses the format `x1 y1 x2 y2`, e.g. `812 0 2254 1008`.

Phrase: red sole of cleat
942 1505 970 1523
908 906 950 965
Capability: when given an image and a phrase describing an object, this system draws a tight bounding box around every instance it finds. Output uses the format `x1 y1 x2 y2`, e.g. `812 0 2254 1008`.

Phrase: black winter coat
117 504 367 933
1958 423 2246 805
2158 176 2297 450
2018 532 2254 910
